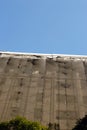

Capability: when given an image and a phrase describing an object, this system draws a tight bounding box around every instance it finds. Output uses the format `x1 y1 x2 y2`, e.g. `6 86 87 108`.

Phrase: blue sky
0 0 87 55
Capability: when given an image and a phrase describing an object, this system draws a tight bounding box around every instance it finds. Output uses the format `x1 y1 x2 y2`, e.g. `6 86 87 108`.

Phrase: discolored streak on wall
0 52 87 130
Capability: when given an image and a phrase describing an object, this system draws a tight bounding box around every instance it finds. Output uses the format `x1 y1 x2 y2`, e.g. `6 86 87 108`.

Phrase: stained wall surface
0 52 87 130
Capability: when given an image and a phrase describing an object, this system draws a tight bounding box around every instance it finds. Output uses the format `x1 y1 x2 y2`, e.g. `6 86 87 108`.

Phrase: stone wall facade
0 52 87 130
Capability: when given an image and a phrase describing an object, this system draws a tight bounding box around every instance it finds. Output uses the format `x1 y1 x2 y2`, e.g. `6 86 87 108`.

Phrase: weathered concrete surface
0 52 87 130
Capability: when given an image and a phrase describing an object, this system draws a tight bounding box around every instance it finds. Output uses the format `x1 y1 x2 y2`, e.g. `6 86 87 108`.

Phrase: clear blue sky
0 0 87 55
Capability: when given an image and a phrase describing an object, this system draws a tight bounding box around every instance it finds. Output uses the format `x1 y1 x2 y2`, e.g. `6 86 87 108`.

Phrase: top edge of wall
0 51 87 59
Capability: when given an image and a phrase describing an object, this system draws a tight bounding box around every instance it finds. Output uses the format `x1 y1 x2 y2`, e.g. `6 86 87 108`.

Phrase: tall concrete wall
0 52 87 130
